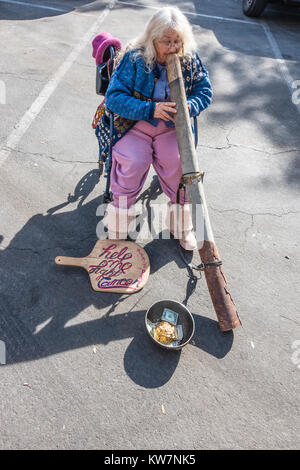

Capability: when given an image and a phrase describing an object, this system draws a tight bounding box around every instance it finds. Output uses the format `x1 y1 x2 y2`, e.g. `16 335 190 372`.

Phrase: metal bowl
145 299 195 351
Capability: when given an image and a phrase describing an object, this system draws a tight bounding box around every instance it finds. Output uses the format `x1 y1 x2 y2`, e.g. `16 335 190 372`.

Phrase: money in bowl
145 300 195 351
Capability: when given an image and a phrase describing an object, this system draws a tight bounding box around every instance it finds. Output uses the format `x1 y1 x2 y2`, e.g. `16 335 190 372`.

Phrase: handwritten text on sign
88 244 147 289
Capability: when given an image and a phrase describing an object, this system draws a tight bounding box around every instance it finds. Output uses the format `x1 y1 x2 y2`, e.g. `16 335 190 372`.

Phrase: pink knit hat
92 32 122 65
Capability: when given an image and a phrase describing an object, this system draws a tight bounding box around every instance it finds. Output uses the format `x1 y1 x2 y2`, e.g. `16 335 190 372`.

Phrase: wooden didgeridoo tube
166 53 241 331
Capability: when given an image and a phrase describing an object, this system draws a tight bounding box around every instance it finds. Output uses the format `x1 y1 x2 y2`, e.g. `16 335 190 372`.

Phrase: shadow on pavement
124 314 233 388
106 0 300 185
47 169 100 215
0 169 233 388
1 0 300 185
191 314 233 359
124 329 182 388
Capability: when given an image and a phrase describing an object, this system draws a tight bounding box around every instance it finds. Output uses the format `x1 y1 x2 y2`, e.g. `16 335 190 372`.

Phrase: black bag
96 46 116 95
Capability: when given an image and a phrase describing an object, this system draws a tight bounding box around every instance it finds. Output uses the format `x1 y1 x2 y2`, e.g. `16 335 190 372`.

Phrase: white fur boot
166 202 197 251
102 203 136 240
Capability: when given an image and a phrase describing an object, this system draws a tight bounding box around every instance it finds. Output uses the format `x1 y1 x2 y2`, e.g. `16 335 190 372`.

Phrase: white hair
116 6 197 71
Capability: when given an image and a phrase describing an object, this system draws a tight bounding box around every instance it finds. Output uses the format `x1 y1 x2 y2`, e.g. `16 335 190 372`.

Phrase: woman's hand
154 102 177 122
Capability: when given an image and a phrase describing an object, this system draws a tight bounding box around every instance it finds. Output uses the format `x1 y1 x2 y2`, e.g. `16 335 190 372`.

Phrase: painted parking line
116 0 262 26
262 21 300 116
0 0 68 12
117 0 300 115
0 0 115 167
0 0 99 17
0 0 298 168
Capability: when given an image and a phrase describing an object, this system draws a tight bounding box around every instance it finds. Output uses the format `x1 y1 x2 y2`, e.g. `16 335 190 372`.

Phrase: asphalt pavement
0 0 299 450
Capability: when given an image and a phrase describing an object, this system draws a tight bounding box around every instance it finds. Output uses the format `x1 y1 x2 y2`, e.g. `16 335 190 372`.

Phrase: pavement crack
210 206 300 251
198 143 230 151
0 71 44 83
1 246 42 257
11 147 96 165
74 61 94 69
198 134 300 155
3 234 96 255
280 315 300 327
210 206 300 218
243 214 255 249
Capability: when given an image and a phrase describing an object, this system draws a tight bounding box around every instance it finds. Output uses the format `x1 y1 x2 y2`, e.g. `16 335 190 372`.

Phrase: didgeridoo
166 53 241 332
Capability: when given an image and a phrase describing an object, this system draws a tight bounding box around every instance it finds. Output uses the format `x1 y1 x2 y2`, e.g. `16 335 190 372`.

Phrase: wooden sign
55 240 150 293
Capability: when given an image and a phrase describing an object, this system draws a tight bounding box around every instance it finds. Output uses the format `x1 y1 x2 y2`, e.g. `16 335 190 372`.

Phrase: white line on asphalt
0 1 115 167
262 21 300 116
0 0 68 12
0 0 105 18
117 0 299 116
116 0 262 26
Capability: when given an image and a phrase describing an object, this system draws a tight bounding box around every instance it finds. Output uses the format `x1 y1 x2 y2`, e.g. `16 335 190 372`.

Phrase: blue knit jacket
95 48 213 165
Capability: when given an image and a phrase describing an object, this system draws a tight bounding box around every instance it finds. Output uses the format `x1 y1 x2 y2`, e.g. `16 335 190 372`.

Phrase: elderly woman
100 6 213 250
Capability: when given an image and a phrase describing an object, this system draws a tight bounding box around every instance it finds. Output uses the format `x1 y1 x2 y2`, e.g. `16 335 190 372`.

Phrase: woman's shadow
0 170 233 387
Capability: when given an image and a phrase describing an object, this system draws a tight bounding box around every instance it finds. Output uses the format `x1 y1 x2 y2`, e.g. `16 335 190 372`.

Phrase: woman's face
154 28 183 64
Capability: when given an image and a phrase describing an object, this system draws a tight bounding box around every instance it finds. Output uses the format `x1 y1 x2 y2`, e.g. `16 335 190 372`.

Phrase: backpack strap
103 110 114 202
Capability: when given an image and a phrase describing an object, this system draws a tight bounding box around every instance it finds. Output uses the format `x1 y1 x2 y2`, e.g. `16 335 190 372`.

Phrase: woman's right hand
153 102 177 122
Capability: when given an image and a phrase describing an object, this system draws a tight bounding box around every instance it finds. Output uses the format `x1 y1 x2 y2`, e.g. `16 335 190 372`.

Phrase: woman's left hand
154 102 177 122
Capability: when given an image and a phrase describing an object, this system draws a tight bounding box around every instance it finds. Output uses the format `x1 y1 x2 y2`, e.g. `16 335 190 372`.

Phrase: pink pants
110 119 188 208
